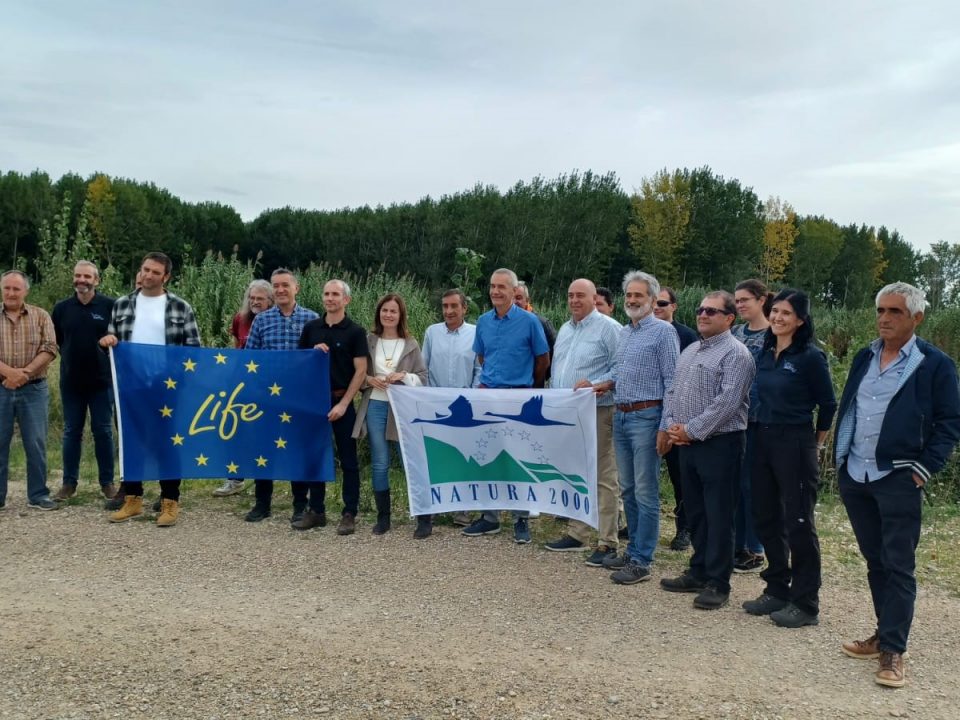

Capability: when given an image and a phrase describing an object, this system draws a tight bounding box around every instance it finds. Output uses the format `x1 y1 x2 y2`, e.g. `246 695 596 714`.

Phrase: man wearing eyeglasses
603 271 679 586
658 291 755 610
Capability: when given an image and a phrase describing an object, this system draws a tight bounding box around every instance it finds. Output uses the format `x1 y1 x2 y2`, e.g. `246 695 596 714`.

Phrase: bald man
543 279 621 565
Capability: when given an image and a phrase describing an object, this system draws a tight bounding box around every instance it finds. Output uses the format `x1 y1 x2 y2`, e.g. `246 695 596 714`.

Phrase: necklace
380 338 402 369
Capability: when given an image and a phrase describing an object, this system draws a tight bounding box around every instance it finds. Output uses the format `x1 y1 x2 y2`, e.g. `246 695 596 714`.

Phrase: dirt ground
2 481 959 720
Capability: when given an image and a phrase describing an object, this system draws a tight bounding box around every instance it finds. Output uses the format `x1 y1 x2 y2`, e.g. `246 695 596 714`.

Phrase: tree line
2 166 956 308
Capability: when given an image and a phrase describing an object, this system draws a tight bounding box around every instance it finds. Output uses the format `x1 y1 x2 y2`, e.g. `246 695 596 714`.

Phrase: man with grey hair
0 270 58 511
604 270 680 585
834 282 960 688
51 261 117 500
463 267 550 543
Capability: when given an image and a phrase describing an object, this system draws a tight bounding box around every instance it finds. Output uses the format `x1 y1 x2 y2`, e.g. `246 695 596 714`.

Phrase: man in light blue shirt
422 289 480 390
464 268 549 543
543 279 621 566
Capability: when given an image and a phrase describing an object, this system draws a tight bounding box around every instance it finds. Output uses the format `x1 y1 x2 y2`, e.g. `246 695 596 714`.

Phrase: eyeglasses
655 300 672 307
695 306 731 317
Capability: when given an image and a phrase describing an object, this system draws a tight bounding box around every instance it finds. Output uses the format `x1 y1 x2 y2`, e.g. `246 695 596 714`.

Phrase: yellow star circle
274 437 287 449
255 456 268 467
159 406 173 418
214 353 227 365
183 359 197 372
171 434 184 446
195 454 209 466
226 462 239 474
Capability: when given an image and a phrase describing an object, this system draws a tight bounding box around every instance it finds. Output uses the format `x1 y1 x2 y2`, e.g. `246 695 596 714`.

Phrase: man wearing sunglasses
658 291 755 610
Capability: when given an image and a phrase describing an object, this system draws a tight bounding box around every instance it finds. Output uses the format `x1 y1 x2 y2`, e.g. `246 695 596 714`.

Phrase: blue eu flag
111 344 334 482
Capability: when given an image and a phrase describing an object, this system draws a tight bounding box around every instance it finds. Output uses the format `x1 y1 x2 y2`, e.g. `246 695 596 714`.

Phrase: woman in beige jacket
352 293 428 536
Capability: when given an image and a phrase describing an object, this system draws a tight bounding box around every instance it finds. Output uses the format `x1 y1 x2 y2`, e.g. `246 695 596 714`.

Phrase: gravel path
2 483 958 720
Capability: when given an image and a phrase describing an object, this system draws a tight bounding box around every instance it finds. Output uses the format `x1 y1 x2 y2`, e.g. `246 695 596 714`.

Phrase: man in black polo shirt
51 261 117 500
295 279 367 535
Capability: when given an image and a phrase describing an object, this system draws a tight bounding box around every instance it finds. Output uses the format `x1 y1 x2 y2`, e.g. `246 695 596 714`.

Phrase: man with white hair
603 270 679 585
834 282 960 688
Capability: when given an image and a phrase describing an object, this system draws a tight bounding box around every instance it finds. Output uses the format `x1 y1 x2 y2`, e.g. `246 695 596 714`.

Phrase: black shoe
290 503 307 524
291 509 326 530
544 536 585 552
104 491 126 511
601 552 628 570
770 603 819 628
660 573 706 593
742 593 789 616
610 561 651 585
669 529 692 551
413 517 433 539
372 490 391 535
733 550 764 573
693 585 729 610
584 546 617 567
245 503 272 522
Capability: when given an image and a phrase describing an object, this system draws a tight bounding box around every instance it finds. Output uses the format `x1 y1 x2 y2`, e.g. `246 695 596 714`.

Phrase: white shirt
131 293 167 345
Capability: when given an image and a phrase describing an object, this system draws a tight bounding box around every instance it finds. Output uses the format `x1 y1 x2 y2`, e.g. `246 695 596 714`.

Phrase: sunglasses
695 306 731 317
655 300 672 307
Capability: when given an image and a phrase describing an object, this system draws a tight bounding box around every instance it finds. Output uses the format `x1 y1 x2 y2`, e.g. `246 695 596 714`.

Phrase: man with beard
51 261 117 501
604 271 679 585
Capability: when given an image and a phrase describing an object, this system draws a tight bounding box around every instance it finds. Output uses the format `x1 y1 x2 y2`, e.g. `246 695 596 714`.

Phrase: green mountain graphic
424 436 587 495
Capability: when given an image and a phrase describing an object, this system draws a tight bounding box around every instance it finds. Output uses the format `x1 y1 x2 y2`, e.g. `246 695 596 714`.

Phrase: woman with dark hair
731 278 774 572
742 289 836 628
352 293 428 535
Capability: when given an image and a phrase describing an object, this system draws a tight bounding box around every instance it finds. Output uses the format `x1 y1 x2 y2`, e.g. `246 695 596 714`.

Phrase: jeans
735 423 764 555
366 400 398 492
0 381 50 504
613 406 662 567
61 383 115 487
679 431 744 594
839 465 922 654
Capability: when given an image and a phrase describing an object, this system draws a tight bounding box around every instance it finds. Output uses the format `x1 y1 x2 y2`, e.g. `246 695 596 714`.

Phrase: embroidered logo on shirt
782 361 798 374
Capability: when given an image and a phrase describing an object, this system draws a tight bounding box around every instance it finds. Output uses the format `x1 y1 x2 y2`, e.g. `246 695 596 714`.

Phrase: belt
26 378 46 385
616 399 662 412
332 389 347 399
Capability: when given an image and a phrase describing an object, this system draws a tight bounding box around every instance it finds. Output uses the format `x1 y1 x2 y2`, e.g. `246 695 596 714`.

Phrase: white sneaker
212 479 245 497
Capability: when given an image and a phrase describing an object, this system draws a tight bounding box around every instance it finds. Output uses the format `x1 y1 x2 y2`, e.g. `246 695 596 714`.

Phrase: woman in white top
352 293 428 535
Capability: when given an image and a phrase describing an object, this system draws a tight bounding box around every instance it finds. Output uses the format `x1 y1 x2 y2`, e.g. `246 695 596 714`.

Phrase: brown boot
875 651 906 688
55 485 77 500
842 631 880 659
101 483 118 499
109 496 143 523
336 512 356 536
156 499 180 527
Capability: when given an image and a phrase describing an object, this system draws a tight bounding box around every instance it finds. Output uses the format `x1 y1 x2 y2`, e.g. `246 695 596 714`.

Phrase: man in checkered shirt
658 290 755 611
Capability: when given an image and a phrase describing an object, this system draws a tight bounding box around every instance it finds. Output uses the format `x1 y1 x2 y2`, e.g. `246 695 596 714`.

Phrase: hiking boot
27 497 58 511
513 517 531 544
544 536 585 552
875 651 906 688
462 518 501 536
601 552 628 570
584 546 617 567
245 503 272 522
842 632 881 660
742 593 789 616
213 479 245 497
733 550 764 573
101 483 118 499
770 603 819 628
669 528 691 551
54 485 77 501
693 585 729 610
104 490 126 511
109 496 143 523
337 512 356 536
292 509 327 530
451 512 472 527
413 516 433 539
156 499 180 527
610 561 651 585
660 573 706 593
290 503 307 524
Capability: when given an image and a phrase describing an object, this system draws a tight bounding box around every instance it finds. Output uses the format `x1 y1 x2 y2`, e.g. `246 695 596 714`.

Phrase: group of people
2 252 958 690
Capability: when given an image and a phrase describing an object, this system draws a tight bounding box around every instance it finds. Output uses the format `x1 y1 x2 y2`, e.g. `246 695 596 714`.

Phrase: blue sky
2 1 958 249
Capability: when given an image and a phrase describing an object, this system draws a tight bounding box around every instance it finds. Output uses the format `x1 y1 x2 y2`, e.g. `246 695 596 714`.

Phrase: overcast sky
2 1 958 250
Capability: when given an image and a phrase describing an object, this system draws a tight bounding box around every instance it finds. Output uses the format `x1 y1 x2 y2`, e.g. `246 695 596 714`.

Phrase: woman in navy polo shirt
742 289 837 628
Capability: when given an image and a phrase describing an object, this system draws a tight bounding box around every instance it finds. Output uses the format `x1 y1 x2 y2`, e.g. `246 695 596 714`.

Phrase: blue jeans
366 400 398 492
61 383 115 487
0 381 50 504
613 406 662 567
735 423 764 554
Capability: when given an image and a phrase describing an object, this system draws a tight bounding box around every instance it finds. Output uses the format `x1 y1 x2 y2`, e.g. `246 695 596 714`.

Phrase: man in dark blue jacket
834 282 960 689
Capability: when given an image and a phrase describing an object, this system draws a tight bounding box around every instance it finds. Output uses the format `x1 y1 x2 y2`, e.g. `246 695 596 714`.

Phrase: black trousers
664 445 688 533
253 401 361 516
679 431 744 594
839 465 922 654
751 423 821 615
122 480 180 501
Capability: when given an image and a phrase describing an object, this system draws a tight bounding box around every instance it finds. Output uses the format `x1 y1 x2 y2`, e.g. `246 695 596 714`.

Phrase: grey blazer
351 333 428 441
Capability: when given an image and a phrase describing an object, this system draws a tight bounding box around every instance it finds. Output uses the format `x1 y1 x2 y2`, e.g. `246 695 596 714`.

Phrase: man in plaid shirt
658 290 755 610
100 252 200 527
